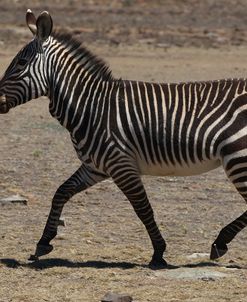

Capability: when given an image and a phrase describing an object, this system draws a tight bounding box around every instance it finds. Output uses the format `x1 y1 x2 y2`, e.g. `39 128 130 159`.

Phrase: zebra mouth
0 95 9 114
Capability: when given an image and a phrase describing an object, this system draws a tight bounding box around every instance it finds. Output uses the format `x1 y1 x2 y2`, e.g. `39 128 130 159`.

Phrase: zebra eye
16 58 28 68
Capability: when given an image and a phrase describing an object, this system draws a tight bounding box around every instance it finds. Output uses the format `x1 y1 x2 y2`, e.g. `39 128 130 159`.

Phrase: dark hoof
31 243 54 259
58 219 65 227
210 243 228 260
149 257 168 270
28 254 39 261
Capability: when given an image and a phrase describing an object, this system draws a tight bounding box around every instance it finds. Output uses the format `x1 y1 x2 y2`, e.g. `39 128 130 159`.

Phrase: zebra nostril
0 94 9 114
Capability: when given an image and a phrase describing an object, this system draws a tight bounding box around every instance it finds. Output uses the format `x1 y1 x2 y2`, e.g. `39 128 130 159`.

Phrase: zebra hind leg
109 163 167 269
210 210 247 260
210 155 247 260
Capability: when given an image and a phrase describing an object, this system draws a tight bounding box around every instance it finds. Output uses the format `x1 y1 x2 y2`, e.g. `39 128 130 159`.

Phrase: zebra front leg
109 162 167 268
29 164 108 260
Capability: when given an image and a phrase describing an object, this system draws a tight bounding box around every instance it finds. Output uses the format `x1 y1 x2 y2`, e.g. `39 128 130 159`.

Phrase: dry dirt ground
0 1 247 302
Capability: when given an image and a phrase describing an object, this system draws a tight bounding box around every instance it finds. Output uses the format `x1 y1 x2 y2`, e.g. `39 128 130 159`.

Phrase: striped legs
210 211 247 259
210 151 247 260
108 160 167 268
30 164 108 260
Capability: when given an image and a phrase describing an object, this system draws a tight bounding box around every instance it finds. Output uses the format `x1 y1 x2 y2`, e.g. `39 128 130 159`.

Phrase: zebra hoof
149 257 168 270
28 254 39 261
210 243 228 260
33 243 54 258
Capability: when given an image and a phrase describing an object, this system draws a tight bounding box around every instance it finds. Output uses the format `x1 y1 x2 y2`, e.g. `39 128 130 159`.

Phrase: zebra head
0 10 53 114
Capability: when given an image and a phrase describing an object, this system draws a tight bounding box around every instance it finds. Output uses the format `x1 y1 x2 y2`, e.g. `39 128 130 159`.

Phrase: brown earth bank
2 0 247 49
0 1 247 302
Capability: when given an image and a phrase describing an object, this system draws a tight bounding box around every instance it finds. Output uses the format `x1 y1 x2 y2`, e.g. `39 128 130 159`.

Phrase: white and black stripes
0 10 246 266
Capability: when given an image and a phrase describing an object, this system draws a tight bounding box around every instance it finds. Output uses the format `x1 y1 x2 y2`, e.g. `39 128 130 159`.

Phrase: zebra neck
48 73 112 133
45 33 115 133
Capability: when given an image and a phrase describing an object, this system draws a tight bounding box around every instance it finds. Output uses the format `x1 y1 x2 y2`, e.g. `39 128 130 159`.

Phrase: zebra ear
36 11 53 41
26 9 37 35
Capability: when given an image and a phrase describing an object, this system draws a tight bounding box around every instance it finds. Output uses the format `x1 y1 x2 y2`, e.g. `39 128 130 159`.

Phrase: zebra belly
138 158 221 177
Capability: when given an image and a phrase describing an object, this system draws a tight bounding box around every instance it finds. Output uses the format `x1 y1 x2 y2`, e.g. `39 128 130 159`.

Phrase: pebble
155 268 229 280
0 194 28 205
186 253 209 259
101 292 133 302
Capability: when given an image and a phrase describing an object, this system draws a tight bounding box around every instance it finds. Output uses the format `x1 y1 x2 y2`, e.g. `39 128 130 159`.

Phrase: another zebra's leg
30 164 108 260
210 152 247 260
108 161 167 268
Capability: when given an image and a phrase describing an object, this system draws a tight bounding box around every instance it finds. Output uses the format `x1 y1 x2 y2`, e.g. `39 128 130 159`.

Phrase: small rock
0 195 28 205
186 253 209 259
156 43 170 49
101 292 133 302
201 276 215 282
155 268 229 280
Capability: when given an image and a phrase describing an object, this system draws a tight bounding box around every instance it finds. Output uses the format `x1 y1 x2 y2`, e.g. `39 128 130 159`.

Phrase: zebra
0 9 246 268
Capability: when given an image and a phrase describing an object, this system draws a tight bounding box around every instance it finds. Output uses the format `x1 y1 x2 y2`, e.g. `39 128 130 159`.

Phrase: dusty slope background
0 1 247 301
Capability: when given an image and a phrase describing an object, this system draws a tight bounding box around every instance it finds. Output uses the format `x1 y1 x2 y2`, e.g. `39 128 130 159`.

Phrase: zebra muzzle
0 94 9 114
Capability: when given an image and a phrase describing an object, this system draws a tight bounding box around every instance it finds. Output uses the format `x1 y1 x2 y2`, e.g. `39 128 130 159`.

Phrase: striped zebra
0 10 246 268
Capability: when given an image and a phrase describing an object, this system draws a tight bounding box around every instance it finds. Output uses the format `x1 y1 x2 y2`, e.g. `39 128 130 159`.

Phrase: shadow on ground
0 258 140 270
0 258 244 270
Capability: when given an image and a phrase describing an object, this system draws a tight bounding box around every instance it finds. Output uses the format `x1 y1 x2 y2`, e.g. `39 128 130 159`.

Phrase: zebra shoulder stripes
0 10 246 268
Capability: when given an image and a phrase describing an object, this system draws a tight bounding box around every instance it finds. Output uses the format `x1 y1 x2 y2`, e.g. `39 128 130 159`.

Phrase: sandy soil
0 1 247 302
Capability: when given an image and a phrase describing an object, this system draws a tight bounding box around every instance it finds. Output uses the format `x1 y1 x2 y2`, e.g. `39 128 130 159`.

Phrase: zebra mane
51 29 114 82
